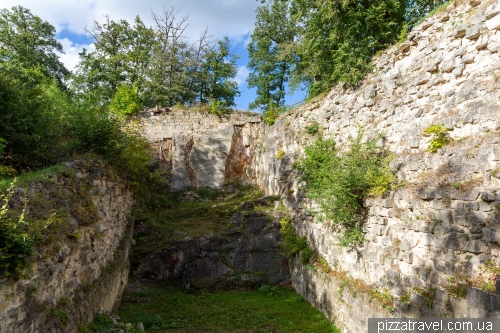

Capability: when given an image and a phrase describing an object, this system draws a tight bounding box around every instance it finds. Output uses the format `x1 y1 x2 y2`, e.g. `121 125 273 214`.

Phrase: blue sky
5 0 305 111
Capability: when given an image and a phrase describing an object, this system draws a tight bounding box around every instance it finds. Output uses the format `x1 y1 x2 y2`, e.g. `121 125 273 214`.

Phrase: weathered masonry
141 1 500 331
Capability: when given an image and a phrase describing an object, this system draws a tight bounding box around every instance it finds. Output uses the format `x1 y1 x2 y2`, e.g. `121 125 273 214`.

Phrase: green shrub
424 124 450 153
109 84 142 116
207 98 228 116
89 313 115 332
0 180 59 279
294 131 396 247
305 121 319 135
279 217 310 260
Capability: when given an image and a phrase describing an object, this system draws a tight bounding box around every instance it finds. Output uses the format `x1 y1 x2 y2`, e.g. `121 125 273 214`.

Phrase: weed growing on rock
279 217 311 264
294 130 396 247
275 149 285 159
423 124 450 153
306 121 319 135
413 286 436 308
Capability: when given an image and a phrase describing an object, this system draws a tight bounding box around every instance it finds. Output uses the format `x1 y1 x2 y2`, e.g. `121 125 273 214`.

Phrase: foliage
0 179 61 279
279 217 312 264
424 124 450 153
249 1 452 98
413 286 436 308
0 6 69 87
74 12 239 109
275 149 285 159
198 37 240 107
286 0 406 94
294 131 396 247
109 84 143 116
263 104 280 125
206 98 228 117
49 297 70 324
0 62 68 171
305 121 319 135
88 313 115 332
247 0 299 111
0 138 15 178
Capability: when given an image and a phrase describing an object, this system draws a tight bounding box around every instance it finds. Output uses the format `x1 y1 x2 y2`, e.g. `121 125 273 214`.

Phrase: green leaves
295 131 395 247
109 84 142 116
0 6 69 87
423 124 450 153
247 0 298 111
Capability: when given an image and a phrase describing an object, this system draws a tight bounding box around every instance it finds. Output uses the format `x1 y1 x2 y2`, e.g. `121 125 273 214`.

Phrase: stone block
443 234 462 251
465 24 482 40
464 240 489 254
440 57 461 72
486 14 500 31
416 72 432 85
402 252 413 264
437 210 453 223
462 53 475 64
484 228 500 243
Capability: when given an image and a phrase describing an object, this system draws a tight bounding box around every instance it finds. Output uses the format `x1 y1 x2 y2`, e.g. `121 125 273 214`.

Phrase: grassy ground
116 281 339 333
0 164 68 191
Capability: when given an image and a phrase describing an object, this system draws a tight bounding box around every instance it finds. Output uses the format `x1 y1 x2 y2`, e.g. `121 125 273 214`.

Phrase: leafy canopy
0 6 69 87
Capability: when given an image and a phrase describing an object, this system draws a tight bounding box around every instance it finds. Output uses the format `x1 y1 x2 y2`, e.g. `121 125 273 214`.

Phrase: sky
3 0 306 111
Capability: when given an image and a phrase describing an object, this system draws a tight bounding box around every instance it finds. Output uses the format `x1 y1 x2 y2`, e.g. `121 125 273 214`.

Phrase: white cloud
56 38 95 72
3 0 260 42
235 65 249 86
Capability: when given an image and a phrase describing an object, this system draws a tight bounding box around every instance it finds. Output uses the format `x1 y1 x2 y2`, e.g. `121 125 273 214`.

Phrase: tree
199 37 240 107
289 0 406 94
247 0 298 111
0 6 69 87
72 16 155 108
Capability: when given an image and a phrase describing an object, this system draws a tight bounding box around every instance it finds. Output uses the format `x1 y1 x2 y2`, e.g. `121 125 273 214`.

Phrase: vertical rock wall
0 161 134 333
140 108 262 190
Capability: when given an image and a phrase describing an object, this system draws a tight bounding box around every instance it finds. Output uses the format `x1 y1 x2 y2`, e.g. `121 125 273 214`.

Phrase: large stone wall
0 160 134 333
140 108 261 190
139 0 500 330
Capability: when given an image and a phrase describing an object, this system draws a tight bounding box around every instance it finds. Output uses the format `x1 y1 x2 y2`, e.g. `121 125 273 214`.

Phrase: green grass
117 282 339 333
0 164 68 191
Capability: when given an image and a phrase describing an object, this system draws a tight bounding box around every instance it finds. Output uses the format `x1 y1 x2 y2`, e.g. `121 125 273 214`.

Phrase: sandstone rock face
0 161 134 333
133 211 289 289
140 0 500 330
140 110 261 190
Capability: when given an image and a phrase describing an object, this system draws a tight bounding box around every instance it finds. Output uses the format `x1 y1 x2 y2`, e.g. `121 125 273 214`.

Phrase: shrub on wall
294 131 396 247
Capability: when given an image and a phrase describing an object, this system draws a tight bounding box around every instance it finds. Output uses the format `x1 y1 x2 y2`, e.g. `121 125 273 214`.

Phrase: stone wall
0 160 134 333
140 108 262 190
139 0 500 330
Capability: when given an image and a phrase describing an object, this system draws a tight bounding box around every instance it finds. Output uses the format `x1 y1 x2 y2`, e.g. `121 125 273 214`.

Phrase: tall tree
247 0 298 111
199 37 240 107
0 6 69 87
289 0 406 94
72 16 155 108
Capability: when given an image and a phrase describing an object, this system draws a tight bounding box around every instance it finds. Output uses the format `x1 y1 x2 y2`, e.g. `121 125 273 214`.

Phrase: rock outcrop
0 161 134 333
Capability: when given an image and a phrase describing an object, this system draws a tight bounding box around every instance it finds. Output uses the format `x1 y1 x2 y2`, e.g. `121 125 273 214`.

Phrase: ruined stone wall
0 160 134 333
140 108 262 190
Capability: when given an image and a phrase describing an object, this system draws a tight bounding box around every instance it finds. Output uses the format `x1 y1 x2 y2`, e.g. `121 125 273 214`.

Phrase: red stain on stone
225 126 253 183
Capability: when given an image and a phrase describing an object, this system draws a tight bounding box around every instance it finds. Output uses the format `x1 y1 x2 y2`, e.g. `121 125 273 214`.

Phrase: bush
0 63 65 171
424 124 450 153
109 84 142 116
294 131 396 247
207 98 228 116
0 180 58 278
305 121 319 135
